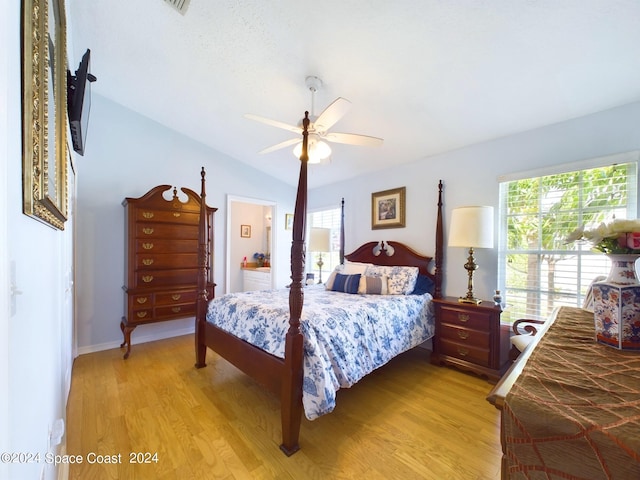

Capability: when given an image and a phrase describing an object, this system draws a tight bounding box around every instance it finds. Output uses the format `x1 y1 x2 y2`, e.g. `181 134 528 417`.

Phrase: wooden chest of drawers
121 184 216 358
430 297 509 382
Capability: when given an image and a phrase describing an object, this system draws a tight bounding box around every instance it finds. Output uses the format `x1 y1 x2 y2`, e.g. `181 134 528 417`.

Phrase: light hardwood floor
66 335 502 479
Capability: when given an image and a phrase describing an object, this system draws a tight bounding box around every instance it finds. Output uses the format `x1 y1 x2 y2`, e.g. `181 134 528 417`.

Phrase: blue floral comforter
206 285 435 420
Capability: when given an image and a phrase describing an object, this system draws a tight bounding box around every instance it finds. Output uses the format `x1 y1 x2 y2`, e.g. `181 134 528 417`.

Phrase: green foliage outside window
500 163 636 322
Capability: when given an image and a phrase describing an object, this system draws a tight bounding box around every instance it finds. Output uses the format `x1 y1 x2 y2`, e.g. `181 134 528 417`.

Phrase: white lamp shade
293 134 331 164
309 227 331 252
448 206 494 248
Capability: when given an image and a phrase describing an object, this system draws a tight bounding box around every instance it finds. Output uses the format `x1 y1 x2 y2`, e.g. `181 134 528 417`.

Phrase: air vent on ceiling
164 0 190 14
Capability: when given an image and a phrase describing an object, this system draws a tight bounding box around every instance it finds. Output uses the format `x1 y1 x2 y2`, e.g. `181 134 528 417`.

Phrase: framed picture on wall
371 187 406 229
22 0 69 229
285 213 294 230
240 225 251 238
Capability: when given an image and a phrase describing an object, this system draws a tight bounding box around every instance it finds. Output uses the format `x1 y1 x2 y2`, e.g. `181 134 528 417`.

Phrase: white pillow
324 264 344 290
325 261 372 290
343 260 373 275
365 265 419 295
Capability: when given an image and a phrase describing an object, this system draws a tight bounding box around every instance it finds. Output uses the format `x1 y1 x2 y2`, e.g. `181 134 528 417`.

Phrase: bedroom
2 1 640 479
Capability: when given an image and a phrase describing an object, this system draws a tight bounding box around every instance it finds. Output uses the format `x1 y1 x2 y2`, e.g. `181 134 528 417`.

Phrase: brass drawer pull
136 311 147 318
142 258 154 266
457 347 469 357
457 331 469 340
171 307 181 313
142 275 154 283
457 313 470 323
171 294 181 300
142 243 154 250
142 228 154 235
136 297 148 304
142 212 154 219
172 212 181 217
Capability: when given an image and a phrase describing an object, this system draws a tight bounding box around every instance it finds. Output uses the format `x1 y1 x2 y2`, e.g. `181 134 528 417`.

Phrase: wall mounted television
67 49 97 156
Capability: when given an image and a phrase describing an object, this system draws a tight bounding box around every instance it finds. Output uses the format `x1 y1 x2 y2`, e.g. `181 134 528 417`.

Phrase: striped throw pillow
331 273 361 294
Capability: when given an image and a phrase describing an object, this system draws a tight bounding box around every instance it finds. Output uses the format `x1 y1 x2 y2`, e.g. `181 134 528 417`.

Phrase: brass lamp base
460 247 482 304
458 295 482 305
316 254 325 284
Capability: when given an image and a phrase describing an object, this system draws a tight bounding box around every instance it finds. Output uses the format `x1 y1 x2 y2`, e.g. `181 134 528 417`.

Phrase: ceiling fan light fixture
292 135 331 164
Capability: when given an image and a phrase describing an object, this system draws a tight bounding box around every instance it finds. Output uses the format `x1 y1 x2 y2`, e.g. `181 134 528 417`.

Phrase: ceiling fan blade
244 114 302 134
258 137 301 154
324 132 384 147
313 97 352 133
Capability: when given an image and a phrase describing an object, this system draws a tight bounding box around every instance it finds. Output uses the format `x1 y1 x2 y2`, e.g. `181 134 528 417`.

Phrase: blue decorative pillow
365 265 419 294
331 273 361 294
411 274 435 295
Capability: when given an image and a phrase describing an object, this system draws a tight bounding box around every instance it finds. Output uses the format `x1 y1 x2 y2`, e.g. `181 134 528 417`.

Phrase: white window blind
498 161 637 322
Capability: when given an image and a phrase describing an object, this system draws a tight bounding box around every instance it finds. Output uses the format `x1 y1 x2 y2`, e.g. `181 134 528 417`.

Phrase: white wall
1 5 10 480
309 101 640 304
4 2 75 479
74 95 296 353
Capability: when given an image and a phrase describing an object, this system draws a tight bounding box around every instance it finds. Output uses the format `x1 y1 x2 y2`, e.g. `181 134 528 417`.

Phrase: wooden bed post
280 112 309 456
434 180 444 299
195 167 209 368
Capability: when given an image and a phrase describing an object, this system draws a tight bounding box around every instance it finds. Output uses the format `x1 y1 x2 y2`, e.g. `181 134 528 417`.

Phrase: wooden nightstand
430 296 510 383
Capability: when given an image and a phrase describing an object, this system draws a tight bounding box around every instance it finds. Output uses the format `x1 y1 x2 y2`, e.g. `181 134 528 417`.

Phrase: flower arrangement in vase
566 218 640 256
253 252 265 267
566 218 640 351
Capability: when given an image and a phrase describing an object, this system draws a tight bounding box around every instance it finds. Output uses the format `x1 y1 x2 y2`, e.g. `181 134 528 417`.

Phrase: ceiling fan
245 76 383 163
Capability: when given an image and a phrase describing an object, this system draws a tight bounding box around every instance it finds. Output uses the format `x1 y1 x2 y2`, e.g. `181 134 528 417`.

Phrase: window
498 161 637 322
308 206 342 281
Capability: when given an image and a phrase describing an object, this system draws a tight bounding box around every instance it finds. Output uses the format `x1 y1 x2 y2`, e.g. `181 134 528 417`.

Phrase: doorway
226 195 275 293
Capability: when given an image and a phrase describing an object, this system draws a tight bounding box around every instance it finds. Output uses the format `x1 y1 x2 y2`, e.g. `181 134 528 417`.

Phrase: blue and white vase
592 254 640 351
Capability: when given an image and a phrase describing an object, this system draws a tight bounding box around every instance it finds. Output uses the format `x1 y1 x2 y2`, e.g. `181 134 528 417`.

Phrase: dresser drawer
135 238 198 254
439 324 490 348
440 338 490 367
130 308 153 323
135 223 199 240
439 306 490 331
135 253 198 270
155 290 197 305
156 303 196 318
134 208 200 225
134 268 198 288
129 293 152 308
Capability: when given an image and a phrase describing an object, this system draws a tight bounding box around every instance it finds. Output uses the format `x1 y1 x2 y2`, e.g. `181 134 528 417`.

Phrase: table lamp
309 227 331 284
448 206 494 304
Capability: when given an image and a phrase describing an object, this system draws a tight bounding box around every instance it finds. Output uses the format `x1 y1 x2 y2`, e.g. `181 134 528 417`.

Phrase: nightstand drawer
439 324 490 348
440 338 490 366
439 307 490 330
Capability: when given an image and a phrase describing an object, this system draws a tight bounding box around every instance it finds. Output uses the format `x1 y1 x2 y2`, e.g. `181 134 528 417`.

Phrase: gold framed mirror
22 0 68 230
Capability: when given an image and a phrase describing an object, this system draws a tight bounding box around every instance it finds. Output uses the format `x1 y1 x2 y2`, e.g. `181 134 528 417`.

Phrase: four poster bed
194 112 444 455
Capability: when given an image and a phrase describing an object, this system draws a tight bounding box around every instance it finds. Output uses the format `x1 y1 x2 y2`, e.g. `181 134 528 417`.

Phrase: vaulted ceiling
68 0 640 188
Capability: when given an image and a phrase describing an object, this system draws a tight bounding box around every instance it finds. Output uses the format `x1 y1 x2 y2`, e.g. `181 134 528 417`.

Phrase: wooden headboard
345 241 432 277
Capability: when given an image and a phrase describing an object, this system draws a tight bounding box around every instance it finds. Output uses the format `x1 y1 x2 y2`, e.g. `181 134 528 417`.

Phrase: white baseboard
76 326 195 356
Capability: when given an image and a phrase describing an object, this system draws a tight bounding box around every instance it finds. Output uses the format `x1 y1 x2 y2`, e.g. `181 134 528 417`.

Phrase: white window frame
497 151 639 322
